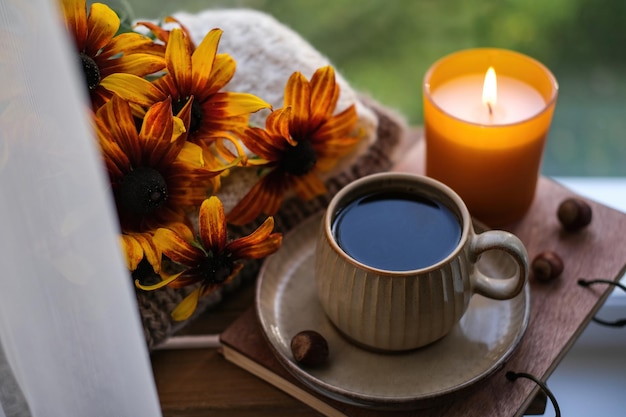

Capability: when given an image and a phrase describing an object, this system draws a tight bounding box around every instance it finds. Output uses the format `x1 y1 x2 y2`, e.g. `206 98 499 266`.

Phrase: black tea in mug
332 191 461 271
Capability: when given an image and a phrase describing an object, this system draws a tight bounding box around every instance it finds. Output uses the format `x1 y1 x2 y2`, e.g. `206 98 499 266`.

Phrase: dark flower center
198 253 234 284
281 139 317 176
172 97 204 135
79 52 101 91
117 166 168 216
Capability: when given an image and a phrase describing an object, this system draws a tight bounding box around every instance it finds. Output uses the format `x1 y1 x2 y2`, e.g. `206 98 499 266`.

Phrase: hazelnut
532 251 564 281
291 330 329 367
557 198 592 231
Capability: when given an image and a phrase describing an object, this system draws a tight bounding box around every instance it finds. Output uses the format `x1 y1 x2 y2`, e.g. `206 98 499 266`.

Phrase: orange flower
138 197 282 320
58 0 165 109
227 66 361 225
101 28 270 151
95 94 221 272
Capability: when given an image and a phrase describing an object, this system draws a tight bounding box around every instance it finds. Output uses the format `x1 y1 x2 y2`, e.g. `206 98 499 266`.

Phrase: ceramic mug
314 172 528 351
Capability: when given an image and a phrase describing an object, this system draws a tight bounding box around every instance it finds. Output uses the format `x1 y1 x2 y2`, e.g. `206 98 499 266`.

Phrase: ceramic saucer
255 212 530 410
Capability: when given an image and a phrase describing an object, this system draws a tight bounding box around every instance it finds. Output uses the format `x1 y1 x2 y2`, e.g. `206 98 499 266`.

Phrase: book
219 306 423 417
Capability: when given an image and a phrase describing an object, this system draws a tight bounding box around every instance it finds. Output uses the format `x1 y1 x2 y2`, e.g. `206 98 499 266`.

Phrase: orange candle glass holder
423 48 558 226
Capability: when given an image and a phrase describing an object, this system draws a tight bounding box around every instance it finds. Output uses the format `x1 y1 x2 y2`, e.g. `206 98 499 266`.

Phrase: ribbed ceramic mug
315 172 528 352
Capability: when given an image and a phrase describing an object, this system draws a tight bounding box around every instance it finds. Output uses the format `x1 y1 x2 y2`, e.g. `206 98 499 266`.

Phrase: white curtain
0 1 162 416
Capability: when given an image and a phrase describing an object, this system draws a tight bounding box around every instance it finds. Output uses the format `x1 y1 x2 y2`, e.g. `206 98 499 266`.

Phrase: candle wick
487 102 493 116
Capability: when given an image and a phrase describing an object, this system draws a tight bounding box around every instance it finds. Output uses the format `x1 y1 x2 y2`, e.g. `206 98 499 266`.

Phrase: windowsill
548 177 625 417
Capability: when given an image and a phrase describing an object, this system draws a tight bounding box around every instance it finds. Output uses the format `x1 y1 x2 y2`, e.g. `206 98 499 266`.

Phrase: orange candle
423 48 558 226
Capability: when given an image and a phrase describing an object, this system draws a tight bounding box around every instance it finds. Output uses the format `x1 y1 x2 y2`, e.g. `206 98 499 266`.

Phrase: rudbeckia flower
101 27 270 150
226 66 361 225
95 94 221 272
59 0 165 109
138 196 283 321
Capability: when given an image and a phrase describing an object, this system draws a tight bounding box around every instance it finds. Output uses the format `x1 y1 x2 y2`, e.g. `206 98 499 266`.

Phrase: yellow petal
166 29 193 96
164 16 194 42
309 66 339 129
166 169 218 207
135 271 182 291
166 272 202 289
140 98 176 162
226 217 283 259
85 3 119 56
100 73 164 107
174 141 205 168
209 92 271 118
153 227 203 265
203 53 236 93
244 158 272 167
312 105 358 143
172 116 187 143
171 287 202 321
266 107 294 144
134 20 171 43
284 72 310 136
315 137 361 171
226 172 285 225
131 233 162 273
97 95 141 163
93 111 131 177
101 32 164 58
169 95 192 145
197 131 245 165
167 222 195 242
61 0 88 51
191 28 222 92
198 197 227 253
120 234 143 271
293 171 327 200
233 233 283 259
102 54 166 78
238 216 274 242
239 127 282 161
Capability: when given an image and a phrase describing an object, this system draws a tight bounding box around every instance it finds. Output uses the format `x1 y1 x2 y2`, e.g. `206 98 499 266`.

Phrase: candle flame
482 66 497 114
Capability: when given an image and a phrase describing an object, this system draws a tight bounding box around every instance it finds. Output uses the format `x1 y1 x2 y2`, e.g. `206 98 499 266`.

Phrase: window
118 0 626 176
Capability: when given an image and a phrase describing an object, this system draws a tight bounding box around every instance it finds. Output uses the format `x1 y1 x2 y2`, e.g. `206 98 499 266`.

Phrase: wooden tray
151 135 626 417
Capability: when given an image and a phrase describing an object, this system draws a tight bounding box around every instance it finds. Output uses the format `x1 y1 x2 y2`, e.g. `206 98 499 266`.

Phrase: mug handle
469 230 528 300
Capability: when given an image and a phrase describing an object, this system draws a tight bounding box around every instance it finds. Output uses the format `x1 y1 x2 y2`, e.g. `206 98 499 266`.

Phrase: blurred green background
106 0 626 176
